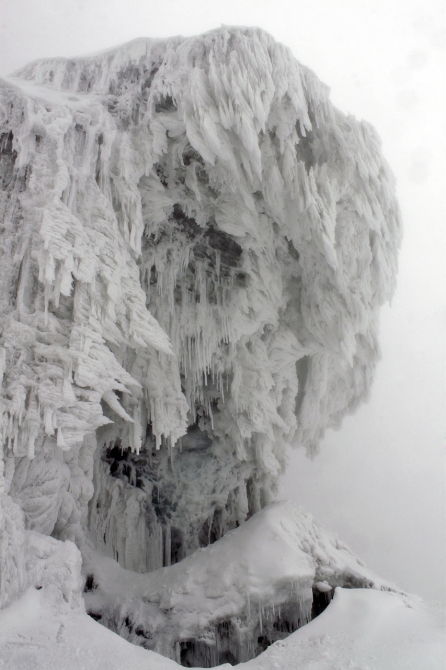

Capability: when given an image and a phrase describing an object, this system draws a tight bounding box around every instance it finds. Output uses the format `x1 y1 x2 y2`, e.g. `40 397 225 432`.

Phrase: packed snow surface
0 584 443 670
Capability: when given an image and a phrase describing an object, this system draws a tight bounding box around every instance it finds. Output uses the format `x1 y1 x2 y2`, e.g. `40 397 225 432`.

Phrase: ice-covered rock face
0 25 400 644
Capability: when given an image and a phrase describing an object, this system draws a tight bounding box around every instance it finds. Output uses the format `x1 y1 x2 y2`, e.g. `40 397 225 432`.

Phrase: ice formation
0 26 401 666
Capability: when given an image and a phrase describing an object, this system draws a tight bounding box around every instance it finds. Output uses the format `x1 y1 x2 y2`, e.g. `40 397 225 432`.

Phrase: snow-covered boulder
82 501 398 664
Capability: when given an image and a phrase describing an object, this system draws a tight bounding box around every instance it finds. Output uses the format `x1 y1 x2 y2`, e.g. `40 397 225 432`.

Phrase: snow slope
81 501 396 663
0 500 443 669
241 588 445 670
0 585 443 670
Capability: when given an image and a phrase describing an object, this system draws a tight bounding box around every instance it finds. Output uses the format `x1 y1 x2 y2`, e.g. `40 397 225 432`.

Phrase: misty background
0 0 444 603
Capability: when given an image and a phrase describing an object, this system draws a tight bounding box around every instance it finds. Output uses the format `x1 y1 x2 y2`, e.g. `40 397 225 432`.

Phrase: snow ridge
82 501 395 664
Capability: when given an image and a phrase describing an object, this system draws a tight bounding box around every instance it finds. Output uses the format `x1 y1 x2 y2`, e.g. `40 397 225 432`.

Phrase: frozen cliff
0 26 402 666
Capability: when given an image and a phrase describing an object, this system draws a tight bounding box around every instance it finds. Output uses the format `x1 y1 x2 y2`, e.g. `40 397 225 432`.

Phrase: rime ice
0 26 402 666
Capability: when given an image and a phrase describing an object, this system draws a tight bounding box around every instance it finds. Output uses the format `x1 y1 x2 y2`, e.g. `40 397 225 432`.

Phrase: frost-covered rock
0 25 402 665
0 507 83 610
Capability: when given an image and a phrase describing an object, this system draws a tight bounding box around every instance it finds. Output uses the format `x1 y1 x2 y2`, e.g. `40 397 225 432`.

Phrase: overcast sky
1 0 445 603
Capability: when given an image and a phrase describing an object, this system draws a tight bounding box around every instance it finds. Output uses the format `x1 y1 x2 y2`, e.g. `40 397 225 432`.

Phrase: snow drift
0 26 402 666
82 501 396 665
2 582 444 670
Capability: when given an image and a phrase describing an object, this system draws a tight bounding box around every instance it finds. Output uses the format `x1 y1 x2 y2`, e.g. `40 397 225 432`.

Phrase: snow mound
82 501 396 664
241 587 446 670
0 584 443 670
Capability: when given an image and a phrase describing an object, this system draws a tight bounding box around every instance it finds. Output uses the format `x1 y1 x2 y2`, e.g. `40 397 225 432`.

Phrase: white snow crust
0 583 443 670
0 25 405 666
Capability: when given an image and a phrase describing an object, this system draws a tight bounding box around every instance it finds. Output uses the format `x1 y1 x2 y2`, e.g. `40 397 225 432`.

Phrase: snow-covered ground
0 582 443 670
1 500 444 669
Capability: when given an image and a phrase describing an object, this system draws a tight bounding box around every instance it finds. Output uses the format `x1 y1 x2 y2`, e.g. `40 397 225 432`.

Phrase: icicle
0 348 6 385
164 522 171 567
56 427 67 450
